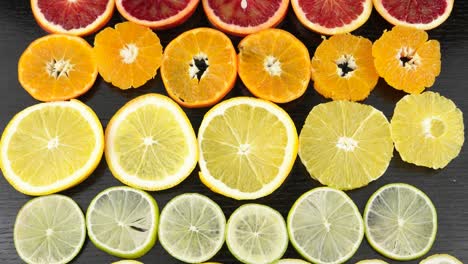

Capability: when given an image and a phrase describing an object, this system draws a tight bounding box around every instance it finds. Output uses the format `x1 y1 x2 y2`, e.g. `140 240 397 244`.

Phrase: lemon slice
0 100 104 195
105 94 198 190
276 259 311 264
14 195 86 264
420 254 462 264
299 100 393 190
356 260 388 264
364 183 437 260
198 97 298 200
391 92 464 169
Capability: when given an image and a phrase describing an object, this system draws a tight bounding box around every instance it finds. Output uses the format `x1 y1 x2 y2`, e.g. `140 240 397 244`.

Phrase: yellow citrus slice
105 94 198 190
0 100 104 195
198 97 298 200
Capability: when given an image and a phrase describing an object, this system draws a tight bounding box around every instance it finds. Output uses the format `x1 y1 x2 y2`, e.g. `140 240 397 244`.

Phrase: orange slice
93 22 163 90
311 34 379 101
161 28 237 108
18 34 98 102
238 28 310 103
373 26 441 94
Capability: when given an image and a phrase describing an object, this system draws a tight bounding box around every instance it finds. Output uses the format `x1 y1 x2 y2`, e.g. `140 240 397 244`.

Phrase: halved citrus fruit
31 0 114 36
116 0 200 30
161 28 237 108
291 0 373 35
311 34 379 101
18 34 98 102
0 100 104 196
373 0 454 30
202 0 289 36
198 97 298 200
93 22 163 90
238 28 310 103
391 92 464 169
373 26 441 94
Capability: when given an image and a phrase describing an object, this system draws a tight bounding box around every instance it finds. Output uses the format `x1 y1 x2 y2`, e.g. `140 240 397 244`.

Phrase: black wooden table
0 1 467 263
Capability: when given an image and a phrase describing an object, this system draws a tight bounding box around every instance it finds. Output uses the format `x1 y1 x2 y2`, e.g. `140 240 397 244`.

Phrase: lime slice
198 97 298 200
0 100 104 195
356 260 388 264
420 254 462 264
276 259 311 264
86 186 159 258
364 183 437 260
226 204 288 264
112 261 144 264
287 187 364 264
105 94 198 190
14 195 86 264
158 193 226 263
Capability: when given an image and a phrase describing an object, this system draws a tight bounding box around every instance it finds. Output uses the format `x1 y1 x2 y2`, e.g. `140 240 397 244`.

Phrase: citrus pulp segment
202 0 289 36
86 186 159 258
276 259 311 264
14 195 86 264
391 92 464 169
373 0 454 30
287 187 364 264
105 94 198 191
161 27 237 108
158 193 226 263
372 26 441 94
356 260 388 264
0 100 104 196
116 0 200 30
226 204 288 264
298 101 393 190
311 34 379 101
18 34 98 101
364 183 437 260
420 254 462 264
237 28 311 103
31 0 114 36
198 97 298 200
93 22 163 89
291 0 373 35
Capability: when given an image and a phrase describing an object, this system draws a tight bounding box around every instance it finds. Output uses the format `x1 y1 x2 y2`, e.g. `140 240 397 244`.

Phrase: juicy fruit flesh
122 0 191 21
298 0 365 28
37 0 109 30
381 0 448 24
207 0 283 27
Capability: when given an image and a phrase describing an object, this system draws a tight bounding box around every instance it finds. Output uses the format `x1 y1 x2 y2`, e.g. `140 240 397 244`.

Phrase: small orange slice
373 26 441 94
161 28 237 108
311 34 379 101
93 22 163 90
238 28 310 103
18 34 98 101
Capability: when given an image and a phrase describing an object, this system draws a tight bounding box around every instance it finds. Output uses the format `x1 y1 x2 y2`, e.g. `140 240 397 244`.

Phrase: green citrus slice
420 254 462 264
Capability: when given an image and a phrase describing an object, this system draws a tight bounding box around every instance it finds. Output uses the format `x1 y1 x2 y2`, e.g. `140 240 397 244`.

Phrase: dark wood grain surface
1 1 467 263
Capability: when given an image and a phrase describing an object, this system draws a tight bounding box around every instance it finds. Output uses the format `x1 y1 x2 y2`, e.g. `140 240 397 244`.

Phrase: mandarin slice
161 28 237 108
238 29 311 103
373 26 441 94
311 34 379 101
93 22 163 90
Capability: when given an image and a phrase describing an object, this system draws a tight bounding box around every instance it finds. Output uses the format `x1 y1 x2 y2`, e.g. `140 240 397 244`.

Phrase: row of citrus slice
18 22 442 105
14 184 461 264
0 92 463 199
31 0 454 37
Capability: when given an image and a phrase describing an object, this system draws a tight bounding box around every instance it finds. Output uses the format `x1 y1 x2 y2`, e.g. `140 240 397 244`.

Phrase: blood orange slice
373 0 454 30
202 0 290 36
291 0 373 35
115 0 200 30
31 0 114 36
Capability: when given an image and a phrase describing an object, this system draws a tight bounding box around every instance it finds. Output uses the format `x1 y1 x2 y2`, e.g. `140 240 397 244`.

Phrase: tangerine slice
311 34 379 101
373 26 441 94
18 34 98 101
238 29 310 103
93 22 163 90
161 28 237 108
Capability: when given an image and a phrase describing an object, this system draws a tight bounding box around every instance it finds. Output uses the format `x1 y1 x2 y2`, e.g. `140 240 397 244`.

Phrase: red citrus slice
373 0 454 30
115 0 200 30
202 0 289 36
291 0 373 35
31 0 114 36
